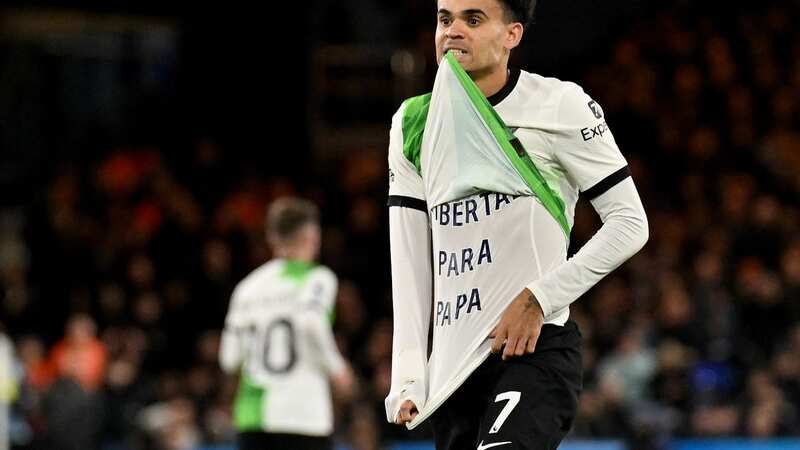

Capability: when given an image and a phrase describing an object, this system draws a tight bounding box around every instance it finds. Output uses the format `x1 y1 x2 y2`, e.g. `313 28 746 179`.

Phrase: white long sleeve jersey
219 259 345 436
385 67 649 428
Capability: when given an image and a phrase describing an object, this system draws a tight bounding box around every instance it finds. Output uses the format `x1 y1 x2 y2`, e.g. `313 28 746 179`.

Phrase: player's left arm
492 85 649 359
528 84 649 317
300 268 357 400
300 267 346 375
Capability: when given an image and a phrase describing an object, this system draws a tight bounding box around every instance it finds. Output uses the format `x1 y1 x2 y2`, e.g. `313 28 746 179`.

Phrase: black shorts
237 431 333 450
430 320 583 450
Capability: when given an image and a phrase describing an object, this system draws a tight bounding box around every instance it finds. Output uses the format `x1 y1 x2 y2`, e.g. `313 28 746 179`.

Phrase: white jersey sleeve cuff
385 377 427 424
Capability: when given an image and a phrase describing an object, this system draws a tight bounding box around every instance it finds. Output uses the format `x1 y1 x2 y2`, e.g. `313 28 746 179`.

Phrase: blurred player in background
220 197 355 450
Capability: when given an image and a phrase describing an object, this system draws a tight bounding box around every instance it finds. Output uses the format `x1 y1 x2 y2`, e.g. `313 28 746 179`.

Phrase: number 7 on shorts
489 391 521 434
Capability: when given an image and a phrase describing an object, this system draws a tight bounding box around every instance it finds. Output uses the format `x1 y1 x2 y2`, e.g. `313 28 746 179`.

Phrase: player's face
435 0 520 75
297 222 321 261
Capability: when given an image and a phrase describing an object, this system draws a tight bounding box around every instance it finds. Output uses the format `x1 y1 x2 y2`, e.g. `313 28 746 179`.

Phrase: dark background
1 1 800 449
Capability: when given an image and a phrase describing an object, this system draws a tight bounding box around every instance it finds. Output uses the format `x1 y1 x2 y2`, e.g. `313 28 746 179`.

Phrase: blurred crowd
1 2 800 450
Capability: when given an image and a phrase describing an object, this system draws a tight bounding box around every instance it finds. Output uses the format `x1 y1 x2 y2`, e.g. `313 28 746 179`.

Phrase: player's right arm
384 103 433 426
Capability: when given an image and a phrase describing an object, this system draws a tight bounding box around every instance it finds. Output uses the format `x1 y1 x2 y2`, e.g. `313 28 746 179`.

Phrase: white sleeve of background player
300 266 338 317
526 85 649 318
219 285 247 374
300 267 346 376
385 104 432 424
304 313 346 376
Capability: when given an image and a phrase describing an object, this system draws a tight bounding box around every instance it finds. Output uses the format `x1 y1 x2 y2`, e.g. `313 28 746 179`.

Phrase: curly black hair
498 0 537 28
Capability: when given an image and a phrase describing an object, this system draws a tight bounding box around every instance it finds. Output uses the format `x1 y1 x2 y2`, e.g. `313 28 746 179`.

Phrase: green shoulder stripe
401 93 431 175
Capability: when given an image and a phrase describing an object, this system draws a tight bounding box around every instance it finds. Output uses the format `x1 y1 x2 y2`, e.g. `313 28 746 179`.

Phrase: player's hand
489 288 545 360
395 399 419 425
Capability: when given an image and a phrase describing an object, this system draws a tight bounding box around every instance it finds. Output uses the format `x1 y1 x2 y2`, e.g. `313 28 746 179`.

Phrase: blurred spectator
42 366 103 450
597 325 657 408
48 314 107 392
138 397 200 450
17 336 52 393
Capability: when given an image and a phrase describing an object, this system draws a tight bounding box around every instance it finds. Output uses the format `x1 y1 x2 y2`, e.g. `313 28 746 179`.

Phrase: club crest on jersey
587 100 603 119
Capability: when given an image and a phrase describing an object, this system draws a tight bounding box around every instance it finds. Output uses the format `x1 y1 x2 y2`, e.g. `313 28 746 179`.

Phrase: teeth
451 49 466 55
